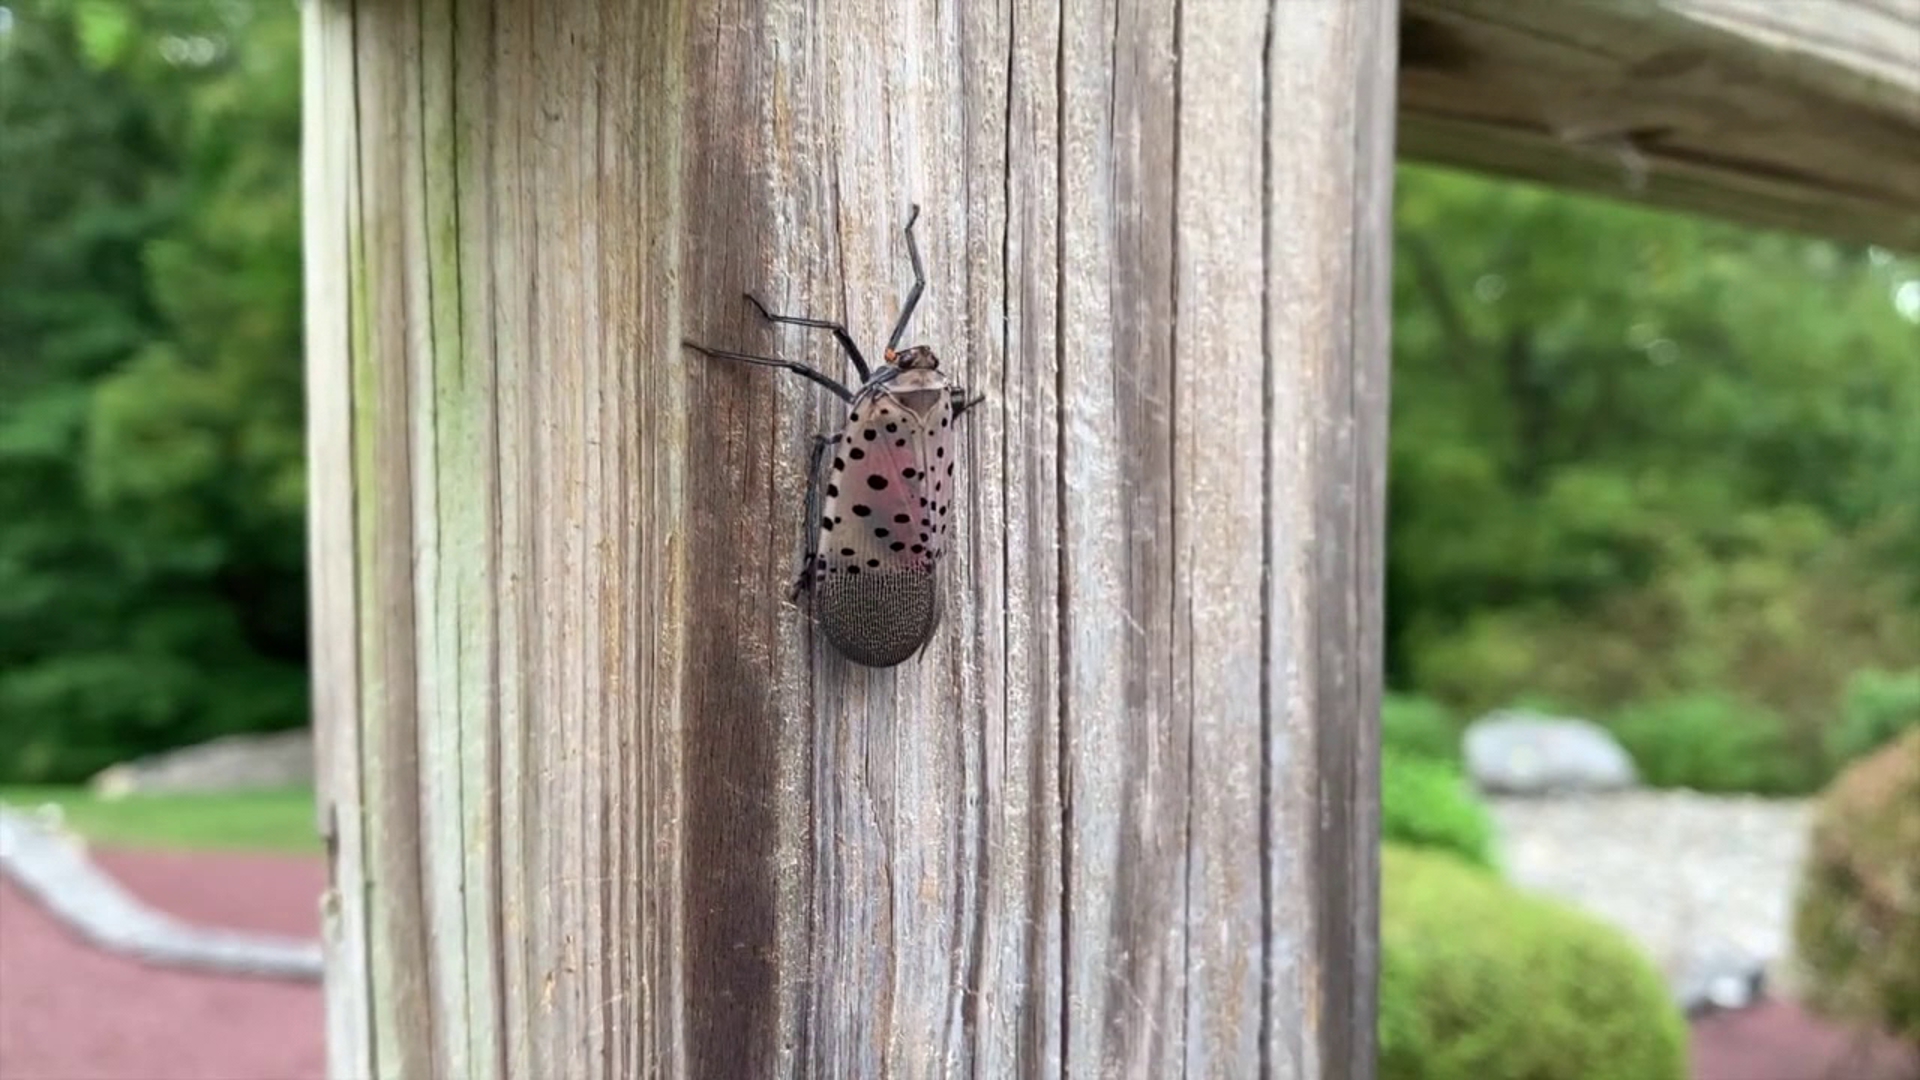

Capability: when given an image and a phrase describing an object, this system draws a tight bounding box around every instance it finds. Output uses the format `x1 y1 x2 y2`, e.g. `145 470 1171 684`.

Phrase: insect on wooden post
683 204 982 668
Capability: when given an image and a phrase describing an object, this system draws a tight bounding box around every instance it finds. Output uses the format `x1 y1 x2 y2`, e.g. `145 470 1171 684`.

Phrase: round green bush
1607 692 1815 795
1382 692 1465 763
1824 667 1920 768
1380 844 1689 1080
1380 749 1497 871
1791 726 1920 1045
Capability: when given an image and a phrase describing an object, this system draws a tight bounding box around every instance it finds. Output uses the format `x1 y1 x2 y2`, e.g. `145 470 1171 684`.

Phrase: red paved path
0 848 324 1080
3 847 1916 1079
1691 1000 1918 1080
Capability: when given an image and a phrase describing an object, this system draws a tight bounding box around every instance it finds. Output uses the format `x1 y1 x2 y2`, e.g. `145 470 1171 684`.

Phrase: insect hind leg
744 294 873 385
789 433 834 602
885 203 926 354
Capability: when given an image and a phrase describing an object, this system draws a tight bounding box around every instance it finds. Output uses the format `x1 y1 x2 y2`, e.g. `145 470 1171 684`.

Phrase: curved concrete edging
0 805 323 982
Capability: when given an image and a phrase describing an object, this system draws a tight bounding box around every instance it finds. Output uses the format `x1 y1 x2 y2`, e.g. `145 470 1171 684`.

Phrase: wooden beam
1399 0 1920 250
302 0 1392 1075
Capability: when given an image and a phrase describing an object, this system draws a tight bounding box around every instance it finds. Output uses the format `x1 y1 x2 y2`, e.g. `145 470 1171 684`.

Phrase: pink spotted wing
811 385 957 587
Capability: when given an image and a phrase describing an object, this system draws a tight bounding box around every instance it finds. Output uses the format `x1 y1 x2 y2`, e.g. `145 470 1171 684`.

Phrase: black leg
789 433 833 601
885 203 926 355
682 341 855 403
743 293 873 385
951 388 985 419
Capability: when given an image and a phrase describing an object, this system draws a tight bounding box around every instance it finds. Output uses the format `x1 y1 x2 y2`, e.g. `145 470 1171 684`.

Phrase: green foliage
1381 750 1497 870
1608 692 1814 795
0 0 307 782
1381 692 1464 763
1380 844 1689 1080
1388 164 1920 784
1825 668 1920 767
1379 694 1495 869
1791 729 1920 1045
3 0 1917 796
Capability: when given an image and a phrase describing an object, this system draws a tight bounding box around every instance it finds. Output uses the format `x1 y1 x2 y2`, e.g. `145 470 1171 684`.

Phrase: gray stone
90 727 314 798
0 805 321 981
1465 709 1638 795
1677 949 1769 1015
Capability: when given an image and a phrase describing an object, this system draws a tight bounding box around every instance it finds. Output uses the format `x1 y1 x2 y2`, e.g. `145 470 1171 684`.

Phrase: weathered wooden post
302 0 1394 1075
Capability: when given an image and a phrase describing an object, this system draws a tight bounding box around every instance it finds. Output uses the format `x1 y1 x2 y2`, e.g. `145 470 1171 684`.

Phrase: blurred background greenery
2 0 305 784
1387 169 1920 796
4 0 1918 1074
6 0 1915 793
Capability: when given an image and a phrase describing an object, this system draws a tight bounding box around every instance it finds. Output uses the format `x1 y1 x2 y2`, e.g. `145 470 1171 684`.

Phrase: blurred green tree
1388 165 1920 775
0 0 306 781
0 4 1914 791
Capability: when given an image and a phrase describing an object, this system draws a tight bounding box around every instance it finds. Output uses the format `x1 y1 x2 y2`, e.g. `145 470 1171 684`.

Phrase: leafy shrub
0 649 306 783
1380 844 1688 1080
1607 692 1816 795
1399 512 1920 768
1791 727 1920 1045
1824 667 1920 768
1382 692 1464 763
0 3 309 782
1381 750 1496 870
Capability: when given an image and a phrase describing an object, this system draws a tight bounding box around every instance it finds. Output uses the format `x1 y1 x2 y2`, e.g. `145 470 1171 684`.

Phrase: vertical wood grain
300 0 370 1073
348 0 436 1071
1172 0 1270 1069
304 0 1391 1076
1263 6 1397 1078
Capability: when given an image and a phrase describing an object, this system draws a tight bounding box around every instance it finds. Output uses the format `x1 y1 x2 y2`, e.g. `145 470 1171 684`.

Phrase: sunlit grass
0 785 320 855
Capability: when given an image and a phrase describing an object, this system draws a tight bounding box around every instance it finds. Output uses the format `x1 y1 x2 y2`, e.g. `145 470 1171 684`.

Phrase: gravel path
1488 789 1813 1006
1489 789 1920 1078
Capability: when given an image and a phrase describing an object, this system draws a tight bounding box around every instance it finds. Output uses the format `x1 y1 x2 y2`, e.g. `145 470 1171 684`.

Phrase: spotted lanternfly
683 204 982 668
